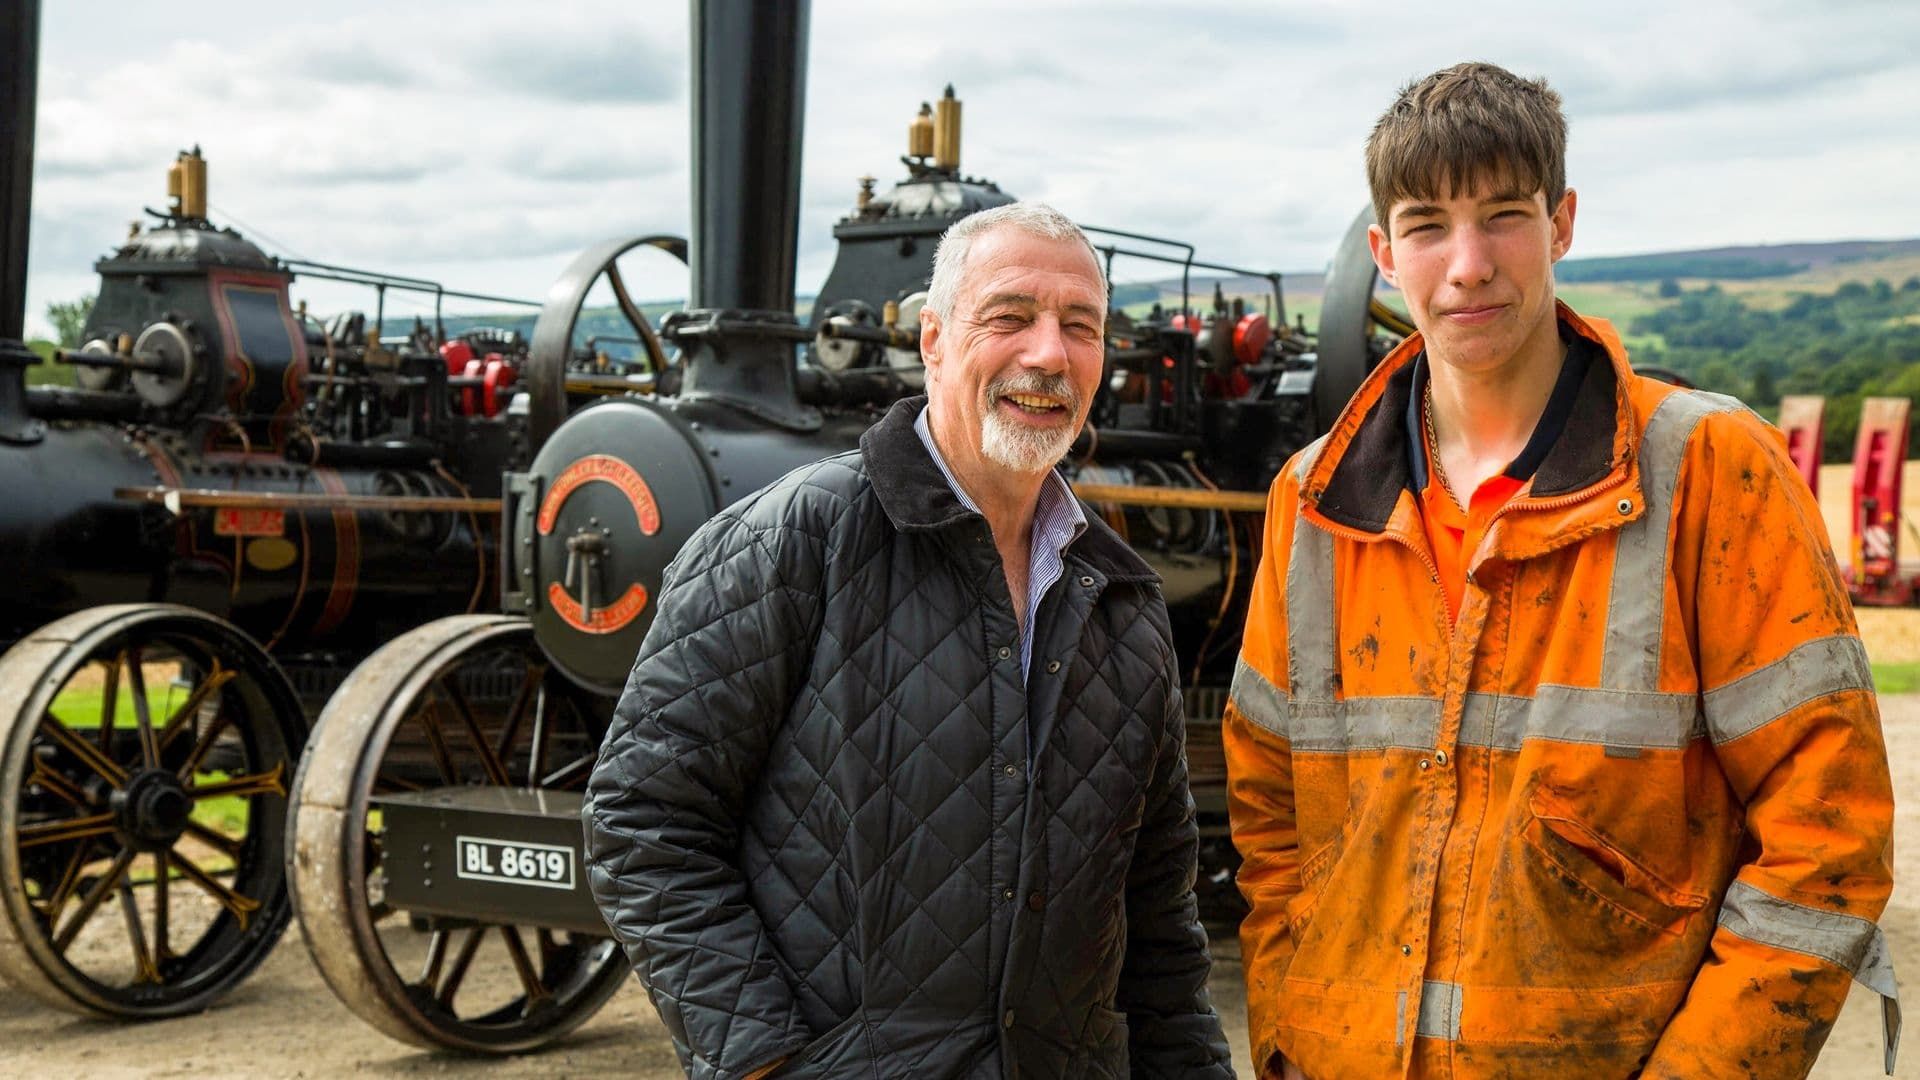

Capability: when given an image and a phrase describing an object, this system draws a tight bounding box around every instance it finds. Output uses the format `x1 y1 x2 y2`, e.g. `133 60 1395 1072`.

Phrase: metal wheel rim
1314 205 1413 428
0 604 301 1018
288 614 625 1054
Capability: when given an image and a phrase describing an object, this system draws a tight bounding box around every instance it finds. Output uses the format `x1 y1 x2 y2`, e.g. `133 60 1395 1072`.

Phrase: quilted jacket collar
862 397 1159 584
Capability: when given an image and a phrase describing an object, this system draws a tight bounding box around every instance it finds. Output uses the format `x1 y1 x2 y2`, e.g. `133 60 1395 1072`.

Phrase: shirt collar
1404 323 1596 493
912 408 1088 542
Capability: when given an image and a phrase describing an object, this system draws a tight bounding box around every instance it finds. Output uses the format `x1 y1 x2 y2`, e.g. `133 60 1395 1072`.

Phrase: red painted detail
205 268 308 451
482 357 516 418
214 508 286 537
537 454 662 537
1848 396 1917 605
311 467 360 635
537 456 662 633
1232 313 1271 365
1776 395 1825 498
462 358 483 417
547 581 650 635
1203 369 1252 399
440 339 475 378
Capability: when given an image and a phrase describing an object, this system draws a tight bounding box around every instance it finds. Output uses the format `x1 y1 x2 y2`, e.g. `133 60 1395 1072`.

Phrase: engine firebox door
507 399 719 695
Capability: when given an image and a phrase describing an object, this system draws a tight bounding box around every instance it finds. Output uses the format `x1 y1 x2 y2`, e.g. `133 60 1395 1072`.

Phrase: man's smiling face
920 226 1107 476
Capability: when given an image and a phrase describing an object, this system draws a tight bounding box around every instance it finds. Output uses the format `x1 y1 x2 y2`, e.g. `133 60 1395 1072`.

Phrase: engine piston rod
114 486 503 515
1070 483 1266 514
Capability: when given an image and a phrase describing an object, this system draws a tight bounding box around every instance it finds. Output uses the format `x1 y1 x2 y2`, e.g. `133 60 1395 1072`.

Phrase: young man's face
1366 178 1577 377
919 227 1107 475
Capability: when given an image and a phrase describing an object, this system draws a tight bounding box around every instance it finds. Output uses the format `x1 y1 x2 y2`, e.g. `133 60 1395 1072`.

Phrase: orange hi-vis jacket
1225 305 1900 1079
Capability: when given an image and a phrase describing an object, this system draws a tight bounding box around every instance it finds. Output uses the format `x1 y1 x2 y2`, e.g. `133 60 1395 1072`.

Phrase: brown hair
1365 62 1567 232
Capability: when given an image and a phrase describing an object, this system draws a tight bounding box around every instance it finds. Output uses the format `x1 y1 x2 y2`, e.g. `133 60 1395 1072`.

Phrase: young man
1226 63 1900 1078
585 202 1233 1079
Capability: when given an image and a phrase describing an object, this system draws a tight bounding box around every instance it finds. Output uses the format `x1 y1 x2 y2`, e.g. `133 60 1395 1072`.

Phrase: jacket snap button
1046 660 1061 674
1002 888 1014 901
1028 891 1045 912
1003 763 1019 777
1401 944 1412 956
1435 750 1448 765
1079 575 1095 587
1617 498 1633 514
1418 759 1432 771
997 646 1011 660
1003 1009 1016 1029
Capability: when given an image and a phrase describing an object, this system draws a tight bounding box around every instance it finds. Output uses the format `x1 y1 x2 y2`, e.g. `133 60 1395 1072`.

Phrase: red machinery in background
1845 396 1920 605
1777 394 1825 498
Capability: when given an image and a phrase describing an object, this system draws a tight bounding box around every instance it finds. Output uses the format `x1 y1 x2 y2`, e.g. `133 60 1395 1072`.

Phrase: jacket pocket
1523 786 1707 933
1284 836 1342 941
1069 1006 1130 1080
774 1011 870 1078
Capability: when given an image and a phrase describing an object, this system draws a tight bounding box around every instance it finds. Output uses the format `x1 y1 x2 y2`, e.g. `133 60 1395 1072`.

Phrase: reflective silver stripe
1458 686 1705 751
1229 658 1288 737
1601 391 1746 693
1286 437 1337 708
1704 634 1875 744
1279 686 1703 754
1414 980 1464 1041
1342 697 1441 752
1282 696 1441 754
1717 880 1902 1073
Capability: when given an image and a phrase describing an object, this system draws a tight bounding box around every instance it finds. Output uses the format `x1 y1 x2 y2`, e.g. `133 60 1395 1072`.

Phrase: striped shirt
915 408 1088 681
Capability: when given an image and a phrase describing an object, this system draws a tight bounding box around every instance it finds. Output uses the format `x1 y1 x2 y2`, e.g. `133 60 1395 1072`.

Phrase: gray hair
924 201 1108 321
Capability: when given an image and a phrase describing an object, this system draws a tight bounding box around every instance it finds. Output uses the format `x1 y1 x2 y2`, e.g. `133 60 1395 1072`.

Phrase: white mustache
985 372 1079 411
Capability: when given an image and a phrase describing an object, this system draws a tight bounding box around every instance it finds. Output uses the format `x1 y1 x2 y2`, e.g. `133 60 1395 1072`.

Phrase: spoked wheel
287 614 626 1054
0 604 304 1017
525 234 689 451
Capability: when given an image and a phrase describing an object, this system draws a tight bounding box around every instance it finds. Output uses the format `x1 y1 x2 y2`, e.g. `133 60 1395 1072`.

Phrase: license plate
454 835 576 890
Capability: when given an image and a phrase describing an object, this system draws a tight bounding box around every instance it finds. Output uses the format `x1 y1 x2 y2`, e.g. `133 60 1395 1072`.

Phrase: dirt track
3 702 1913 1078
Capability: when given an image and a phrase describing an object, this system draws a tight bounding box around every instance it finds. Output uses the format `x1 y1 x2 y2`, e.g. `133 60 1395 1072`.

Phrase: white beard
979 374 1080 473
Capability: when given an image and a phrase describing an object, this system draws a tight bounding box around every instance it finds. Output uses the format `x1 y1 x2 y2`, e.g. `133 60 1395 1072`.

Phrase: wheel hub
112 769 193 851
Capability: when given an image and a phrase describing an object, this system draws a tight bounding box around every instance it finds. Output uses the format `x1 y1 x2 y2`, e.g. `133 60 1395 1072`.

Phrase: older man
585 201 1233 1080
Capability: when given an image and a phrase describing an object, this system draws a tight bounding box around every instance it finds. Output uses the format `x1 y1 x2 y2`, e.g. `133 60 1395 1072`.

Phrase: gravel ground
2 698 1911 1078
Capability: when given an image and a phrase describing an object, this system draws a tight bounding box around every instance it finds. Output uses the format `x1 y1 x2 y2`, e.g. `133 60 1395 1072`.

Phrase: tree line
1630 276 1920 460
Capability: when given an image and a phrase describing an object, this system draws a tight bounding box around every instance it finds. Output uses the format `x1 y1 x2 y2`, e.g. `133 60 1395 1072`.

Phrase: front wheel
287 614 627 1054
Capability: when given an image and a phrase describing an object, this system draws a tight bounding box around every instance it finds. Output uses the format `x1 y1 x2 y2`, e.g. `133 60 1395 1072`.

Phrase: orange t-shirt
1408 331 1593 623
1418 422 1524 622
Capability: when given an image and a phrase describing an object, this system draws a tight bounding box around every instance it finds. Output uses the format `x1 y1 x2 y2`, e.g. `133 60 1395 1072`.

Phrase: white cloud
18 0 1920 339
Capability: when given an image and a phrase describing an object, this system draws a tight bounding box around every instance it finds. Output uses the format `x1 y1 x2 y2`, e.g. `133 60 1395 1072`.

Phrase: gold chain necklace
1423 380 1457 500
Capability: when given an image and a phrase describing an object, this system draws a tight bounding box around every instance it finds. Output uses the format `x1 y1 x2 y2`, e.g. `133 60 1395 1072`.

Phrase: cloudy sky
18 0 1920 338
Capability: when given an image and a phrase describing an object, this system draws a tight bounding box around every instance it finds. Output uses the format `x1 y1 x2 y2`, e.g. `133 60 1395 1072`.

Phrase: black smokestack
689 0 809 313
1 0 39 342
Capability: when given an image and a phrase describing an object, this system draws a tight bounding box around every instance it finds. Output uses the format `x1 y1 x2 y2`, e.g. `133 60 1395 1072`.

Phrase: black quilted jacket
584 398 1233 1079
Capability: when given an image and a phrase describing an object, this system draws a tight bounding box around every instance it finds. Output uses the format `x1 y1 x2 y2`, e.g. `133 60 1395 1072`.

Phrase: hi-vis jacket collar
1299 303 1643 567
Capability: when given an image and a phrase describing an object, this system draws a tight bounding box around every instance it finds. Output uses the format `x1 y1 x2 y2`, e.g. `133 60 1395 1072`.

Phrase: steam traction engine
0 0 561 1018
280 0 1402 1054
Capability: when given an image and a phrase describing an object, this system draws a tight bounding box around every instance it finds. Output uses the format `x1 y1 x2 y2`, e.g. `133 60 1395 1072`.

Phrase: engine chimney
0 0 46 445
688 0 809 312
674 0 818 431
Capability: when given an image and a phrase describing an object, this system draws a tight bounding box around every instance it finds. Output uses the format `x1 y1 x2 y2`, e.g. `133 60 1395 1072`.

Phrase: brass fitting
175 148 208 220
908 102 934 159
933 85 961 172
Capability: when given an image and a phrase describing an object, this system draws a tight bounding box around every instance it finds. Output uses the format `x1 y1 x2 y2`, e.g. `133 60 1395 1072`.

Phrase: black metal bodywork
0 0 527 686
